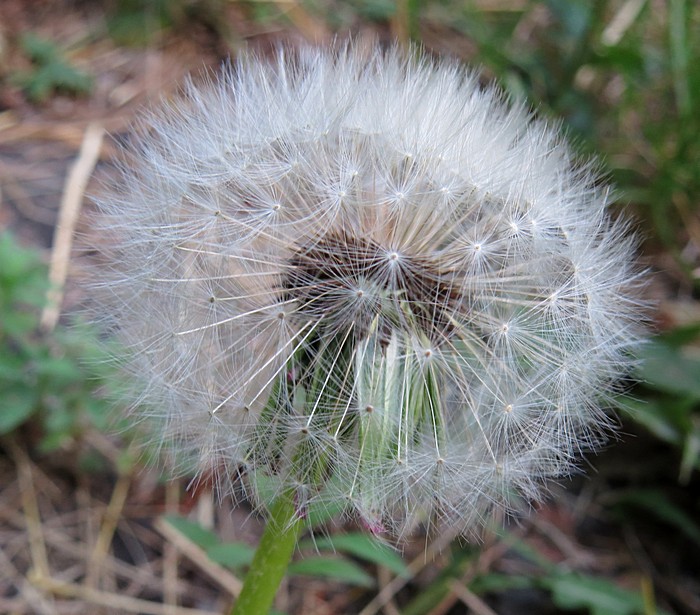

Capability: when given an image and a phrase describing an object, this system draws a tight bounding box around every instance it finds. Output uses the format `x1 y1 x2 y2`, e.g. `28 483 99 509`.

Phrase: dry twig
41 122 103 331
358 527 460 615
164 481 181 613
10 442 51 579
85 471 132 587
31 574 217 615
154 517 243 597
449 581 499 615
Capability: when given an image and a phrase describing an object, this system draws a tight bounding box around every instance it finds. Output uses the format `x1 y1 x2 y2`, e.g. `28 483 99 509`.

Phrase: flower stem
230 490 302 615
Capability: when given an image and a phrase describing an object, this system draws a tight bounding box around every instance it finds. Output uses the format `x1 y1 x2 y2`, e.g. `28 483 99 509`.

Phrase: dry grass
1 436 246 614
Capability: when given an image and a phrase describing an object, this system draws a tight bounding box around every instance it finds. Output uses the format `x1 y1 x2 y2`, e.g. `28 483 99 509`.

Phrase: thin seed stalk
230 490 302 615
353 313 444 526
232 331 352 615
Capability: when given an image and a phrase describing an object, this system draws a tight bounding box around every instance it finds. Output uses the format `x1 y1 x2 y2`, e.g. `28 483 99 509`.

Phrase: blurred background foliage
1 1 699 614
0 232 115 451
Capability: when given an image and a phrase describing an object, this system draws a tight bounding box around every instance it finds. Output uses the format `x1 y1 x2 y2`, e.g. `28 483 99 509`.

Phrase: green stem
230 490 302 615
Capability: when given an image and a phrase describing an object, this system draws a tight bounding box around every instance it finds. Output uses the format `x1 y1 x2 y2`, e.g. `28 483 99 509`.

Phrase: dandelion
92 44 646 613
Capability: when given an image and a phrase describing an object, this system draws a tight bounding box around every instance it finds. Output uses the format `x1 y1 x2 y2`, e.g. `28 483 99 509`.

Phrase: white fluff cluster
94 45 645 537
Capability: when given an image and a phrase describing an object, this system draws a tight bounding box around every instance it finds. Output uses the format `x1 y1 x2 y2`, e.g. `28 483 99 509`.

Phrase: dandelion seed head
91 43 647 539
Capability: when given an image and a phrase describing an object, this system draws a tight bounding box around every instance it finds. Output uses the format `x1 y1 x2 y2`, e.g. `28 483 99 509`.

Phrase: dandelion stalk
230 490 301 615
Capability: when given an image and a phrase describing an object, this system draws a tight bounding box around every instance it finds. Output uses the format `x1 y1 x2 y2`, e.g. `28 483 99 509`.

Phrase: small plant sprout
92 44 647 614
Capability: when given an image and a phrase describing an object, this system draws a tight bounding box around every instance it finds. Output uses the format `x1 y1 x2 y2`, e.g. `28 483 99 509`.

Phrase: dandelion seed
91 43 647 539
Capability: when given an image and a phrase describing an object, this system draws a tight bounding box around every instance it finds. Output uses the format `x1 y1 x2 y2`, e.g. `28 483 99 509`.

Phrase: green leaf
614 489 700 547
299 533 409 577
401 548 476 615
617 396 684 445
160 516 219 550
20 33 56 63
106 0 173 47
36 356 82 383
636 339 700 400
289 555 375 588
39 428 72 453
43 403 74 433
470 572 535 594
0 387 38 433
1 311 39 337
680 417 700 483
0 353 31 383
306 497 347 528
544 573 645 615
669 0 692 116
205 542 255 570
546 0 591 41
14 34 92 103
354 0 395 22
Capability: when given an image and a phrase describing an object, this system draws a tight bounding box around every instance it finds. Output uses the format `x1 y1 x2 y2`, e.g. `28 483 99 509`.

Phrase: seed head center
283 232 459 340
